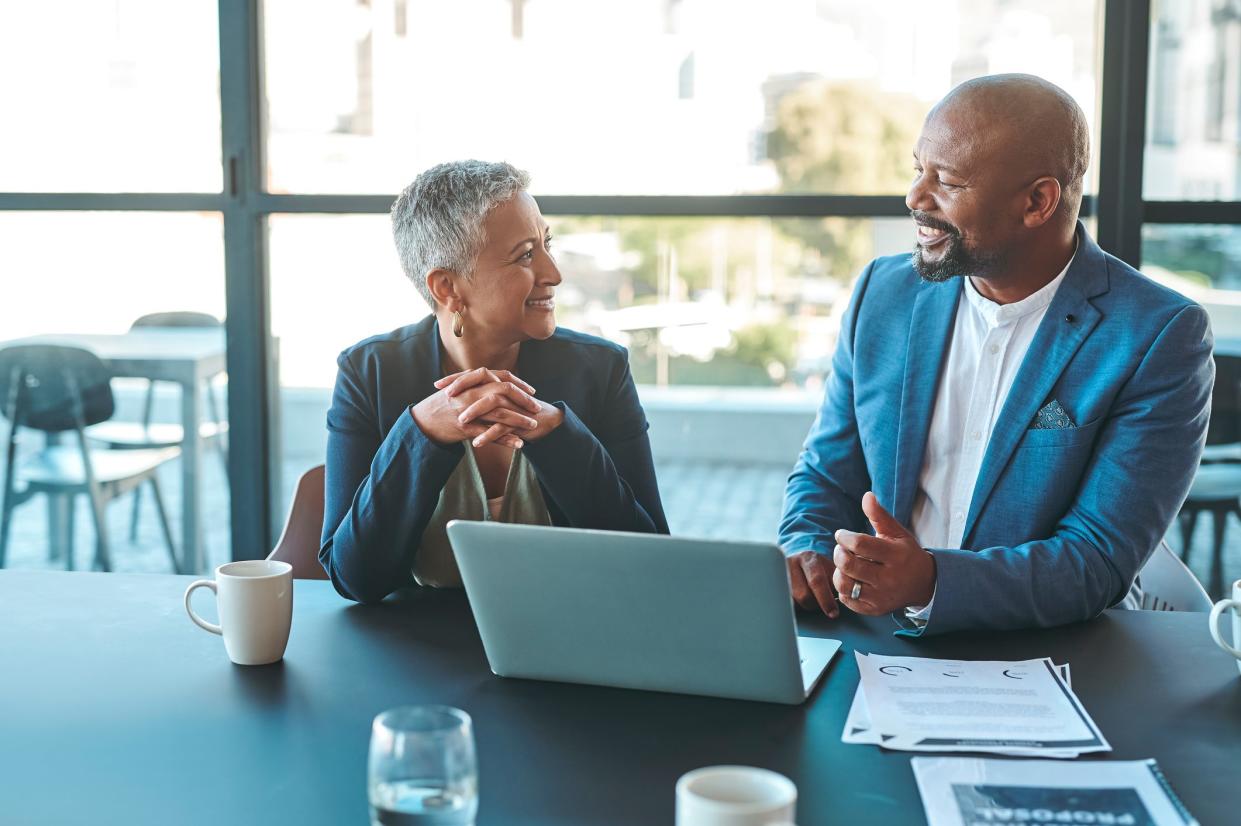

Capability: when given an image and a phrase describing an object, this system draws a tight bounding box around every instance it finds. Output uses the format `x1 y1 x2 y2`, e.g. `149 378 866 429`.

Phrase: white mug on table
1210 577 1241 676
184 560 293 666
676 765 797 826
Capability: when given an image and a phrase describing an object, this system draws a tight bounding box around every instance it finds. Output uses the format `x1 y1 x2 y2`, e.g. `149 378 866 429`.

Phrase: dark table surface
1 570 1239 826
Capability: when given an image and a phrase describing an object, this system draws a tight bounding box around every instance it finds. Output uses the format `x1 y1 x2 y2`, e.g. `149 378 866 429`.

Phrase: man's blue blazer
779 225 1214 635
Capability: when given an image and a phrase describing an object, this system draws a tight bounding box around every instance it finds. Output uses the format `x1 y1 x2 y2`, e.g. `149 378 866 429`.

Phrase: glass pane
0 212 230 573
1142 222 1241 593
1142 223 1241 340
0 2 221 192
1145 0 1241 200
1142 223 1241 291
263 0 1100 195
270 212 911 540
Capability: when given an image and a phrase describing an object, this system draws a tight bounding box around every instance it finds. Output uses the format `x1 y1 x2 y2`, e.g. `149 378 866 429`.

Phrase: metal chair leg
128 485 143 543
207 383 229 473
68 411 112 573
1178 509 1199 562
85 486 112 572
149 477 181 574
65 494 76 571
1210 506 1229 599
0 468 15 572
0 367 20 569
0 489 14 569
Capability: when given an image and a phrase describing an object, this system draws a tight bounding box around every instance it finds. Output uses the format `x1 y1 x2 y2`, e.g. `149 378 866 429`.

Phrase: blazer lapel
961 226 1110 544
893 279 962 525
417 315 449 401
515 337 556 401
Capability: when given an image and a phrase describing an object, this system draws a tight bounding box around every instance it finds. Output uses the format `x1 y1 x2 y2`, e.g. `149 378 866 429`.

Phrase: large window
0 3 229 577
1145 0 1241 200
261 0 1103 539
1140 0 1241 596
269 213 910 535
263 0 1100 196
0 2 221 193
4 1 1239 575
269 214 910 389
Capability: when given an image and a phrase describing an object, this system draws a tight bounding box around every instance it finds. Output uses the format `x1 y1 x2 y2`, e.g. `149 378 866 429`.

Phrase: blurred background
2 0 1239 596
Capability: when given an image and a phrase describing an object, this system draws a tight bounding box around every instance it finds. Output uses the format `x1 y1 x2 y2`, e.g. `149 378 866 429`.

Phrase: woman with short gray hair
320 160 668 603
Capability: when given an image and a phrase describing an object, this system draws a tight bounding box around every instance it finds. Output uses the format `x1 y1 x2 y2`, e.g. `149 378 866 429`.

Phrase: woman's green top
412 443 552 587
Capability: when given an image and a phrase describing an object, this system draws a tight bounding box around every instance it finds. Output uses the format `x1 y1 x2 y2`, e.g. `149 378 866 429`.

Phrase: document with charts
843 663 1077 757
912 757 1199 826
849 653 1110 756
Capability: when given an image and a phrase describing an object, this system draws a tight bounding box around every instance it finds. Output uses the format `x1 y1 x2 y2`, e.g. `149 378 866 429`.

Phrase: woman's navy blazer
320 315 669 603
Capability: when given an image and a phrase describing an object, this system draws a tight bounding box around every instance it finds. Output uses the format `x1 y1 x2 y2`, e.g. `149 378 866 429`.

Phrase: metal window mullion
219 0 280 561
1097 0 1151 266
250 193 1096 219
1142 201 1241 224
0 193 225 211
253 193 919 217
538 195 910 217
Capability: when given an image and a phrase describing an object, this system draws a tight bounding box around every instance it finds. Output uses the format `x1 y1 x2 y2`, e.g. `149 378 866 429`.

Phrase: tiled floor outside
2 450 1239 602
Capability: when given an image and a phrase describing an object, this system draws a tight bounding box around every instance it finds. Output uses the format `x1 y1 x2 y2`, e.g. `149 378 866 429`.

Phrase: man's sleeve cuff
779 540 835 558
891 550 947 637
904 586 937 624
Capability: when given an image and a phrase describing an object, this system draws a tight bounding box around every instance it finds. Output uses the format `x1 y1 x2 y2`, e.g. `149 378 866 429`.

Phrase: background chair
86 311 228 541
0 345 180 572
1137 540 1212 612
266 464 327 580
1177 353 1241 598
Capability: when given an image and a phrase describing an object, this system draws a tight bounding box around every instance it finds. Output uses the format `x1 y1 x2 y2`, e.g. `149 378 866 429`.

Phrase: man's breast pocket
1017 416 1103 450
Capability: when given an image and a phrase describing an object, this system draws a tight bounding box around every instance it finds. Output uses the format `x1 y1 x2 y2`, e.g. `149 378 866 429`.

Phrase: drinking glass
368 705 479 826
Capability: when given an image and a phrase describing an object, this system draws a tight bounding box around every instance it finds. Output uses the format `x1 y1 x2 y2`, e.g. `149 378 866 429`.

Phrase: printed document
912 757 1198 826
848 653 1109 757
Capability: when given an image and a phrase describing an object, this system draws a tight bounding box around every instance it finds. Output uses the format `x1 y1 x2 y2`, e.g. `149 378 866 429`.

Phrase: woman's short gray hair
391 160 531 307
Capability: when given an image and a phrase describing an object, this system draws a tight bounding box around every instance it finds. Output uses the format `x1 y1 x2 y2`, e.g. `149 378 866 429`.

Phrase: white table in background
2 330 226 573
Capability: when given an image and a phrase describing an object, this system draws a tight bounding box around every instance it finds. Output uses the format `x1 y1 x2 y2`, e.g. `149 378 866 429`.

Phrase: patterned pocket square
1032 399 1076 430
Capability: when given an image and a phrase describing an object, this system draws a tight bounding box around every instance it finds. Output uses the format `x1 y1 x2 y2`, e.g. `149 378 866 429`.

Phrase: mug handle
1208 599 1241 659
184 579 223 635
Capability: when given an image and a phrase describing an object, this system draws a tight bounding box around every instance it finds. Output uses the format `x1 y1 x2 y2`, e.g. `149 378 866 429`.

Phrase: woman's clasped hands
412 367 563 450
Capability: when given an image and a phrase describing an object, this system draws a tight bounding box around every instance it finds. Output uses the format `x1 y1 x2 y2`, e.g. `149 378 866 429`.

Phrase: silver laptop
445 521 840 705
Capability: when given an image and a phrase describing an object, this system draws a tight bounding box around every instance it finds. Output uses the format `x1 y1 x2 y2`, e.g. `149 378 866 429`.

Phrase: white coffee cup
1209 578 1241 677
184 560 293 665
676 765 797 826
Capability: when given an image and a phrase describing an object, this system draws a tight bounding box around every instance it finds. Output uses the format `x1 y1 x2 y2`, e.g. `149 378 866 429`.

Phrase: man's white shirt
905 250 1075 623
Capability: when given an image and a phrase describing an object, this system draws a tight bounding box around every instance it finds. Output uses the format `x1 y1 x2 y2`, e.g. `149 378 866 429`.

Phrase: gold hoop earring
451 310 465 338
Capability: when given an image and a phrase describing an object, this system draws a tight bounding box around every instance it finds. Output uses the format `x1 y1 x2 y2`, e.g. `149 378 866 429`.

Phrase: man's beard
910 215 1004 282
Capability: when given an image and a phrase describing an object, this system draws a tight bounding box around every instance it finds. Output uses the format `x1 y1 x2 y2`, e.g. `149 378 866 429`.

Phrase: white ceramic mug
1209 578 1241 677
184 560 293 665
676 765 797 826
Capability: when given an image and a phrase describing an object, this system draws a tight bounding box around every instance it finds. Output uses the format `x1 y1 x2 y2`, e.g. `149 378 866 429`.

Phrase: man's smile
916 224 953 248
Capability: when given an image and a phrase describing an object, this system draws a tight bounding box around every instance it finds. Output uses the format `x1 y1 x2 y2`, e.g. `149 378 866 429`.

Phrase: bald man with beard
778 74 1214 635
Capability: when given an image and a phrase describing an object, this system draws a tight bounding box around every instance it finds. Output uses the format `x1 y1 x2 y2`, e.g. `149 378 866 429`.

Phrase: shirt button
989 344 1000 355
972 431 982 440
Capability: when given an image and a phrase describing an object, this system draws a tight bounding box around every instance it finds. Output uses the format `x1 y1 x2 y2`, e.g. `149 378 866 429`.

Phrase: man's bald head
930 74 1091 223
908 74 1090 285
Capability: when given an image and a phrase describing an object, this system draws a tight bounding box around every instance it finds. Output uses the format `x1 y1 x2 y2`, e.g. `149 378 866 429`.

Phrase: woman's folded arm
320 353 462 603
